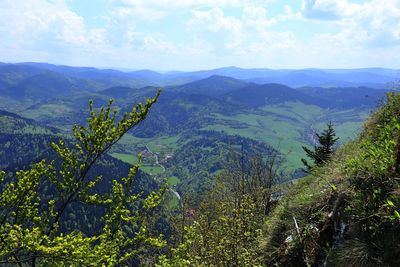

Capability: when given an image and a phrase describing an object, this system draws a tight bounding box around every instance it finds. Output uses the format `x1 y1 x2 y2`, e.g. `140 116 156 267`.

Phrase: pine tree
302 121 339 172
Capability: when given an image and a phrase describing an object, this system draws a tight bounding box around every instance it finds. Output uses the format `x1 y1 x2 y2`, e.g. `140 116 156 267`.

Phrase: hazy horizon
2 61 400 73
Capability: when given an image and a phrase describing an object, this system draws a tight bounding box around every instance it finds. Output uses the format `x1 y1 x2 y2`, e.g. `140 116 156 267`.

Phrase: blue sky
1 0 400 70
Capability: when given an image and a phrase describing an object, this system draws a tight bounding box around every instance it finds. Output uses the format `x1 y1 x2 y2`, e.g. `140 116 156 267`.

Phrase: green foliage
157 225 197 267
21 84 371 172
0 91 167 265
263 142 358 266
264 92 400 266
1 64 397 266
165 131 279 205
159 186 263 267
302 121 339 171
160 151 285 266
343 92 400 265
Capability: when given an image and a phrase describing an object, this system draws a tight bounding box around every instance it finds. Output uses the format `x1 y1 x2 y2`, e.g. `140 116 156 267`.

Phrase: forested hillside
0 64 393 201
1 84 399 266
0 63 399 266
158 92 400 266
4 0 400 264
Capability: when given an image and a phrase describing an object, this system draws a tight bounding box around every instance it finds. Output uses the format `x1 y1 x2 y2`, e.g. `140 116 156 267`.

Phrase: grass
167 176 180 186
110 153 139 165
146 136 179 153
118 134 179 153
261 101 324 122
22 103 73 119
203 111 307 170
202 102 370 170
140 165 164 175
118 134 149 146
263 142 360 263
109 152 166 176
165 190 180 209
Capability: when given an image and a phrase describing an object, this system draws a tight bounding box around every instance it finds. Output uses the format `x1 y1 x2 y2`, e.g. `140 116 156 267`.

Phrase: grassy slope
203 101 368 170
263 94 400 266
263 142 359 265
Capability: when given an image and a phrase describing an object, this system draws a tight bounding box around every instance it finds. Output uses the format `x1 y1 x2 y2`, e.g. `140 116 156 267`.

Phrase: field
140 165 165 175
110 152 138 165
201 101 368 170
107 101 369 178
167 176 180 186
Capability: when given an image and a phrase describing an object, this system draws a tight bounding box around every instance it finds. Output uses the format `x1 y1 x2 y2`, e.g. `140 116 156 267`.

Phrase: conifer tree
302 121 339 172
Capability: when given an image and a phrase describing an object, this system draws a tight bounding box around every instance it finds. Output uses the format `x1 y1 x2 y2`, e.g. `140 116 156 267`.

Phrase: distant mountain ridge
2 62 398 89
168 75 248 97
0 62 396 201
223 83 321 107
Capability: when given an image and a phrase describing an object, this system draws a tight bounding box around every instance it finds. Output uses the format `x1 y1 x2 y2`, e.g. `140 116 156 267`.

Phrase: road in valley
144 144 181 203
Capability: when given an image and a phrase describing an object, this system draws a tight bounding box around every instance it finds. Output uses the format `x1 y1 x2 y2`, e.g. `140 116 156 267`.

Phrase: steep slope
264 92 400 266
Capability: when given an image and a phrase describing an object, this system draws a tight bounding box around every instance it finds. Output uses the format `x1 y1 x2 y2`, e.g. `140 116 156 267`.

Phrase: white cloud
301 0 361 20
300 0 400 49
115 0 256 9
1 0 400 70
109 0 243 22
0 0 108 49
243 6 277 28
189 8 242 34
187 8 244 51
109 4 167 21
110 0 278 21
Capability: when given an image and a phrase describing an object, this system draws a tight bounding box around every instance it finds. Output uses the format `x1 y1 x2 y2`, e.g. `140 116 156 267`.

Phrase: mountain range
0 62 397 200
2 62 398 91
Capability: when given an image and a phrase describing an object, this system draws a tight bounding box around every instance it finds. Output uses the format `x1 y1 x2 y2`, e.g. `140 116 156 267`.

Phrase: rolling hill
0 63 396 201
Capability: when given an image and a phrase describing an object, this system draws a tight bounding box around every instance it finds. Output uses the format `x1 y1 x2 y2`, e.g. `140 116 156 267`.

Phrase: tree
158 148 286 266
0 91 165 266
302 121 339 172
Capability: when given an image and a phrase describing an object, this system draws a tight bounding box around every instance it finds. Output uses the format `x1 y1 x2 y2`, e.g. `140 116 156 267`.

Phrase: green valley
0 62 399 266
0 64 389 198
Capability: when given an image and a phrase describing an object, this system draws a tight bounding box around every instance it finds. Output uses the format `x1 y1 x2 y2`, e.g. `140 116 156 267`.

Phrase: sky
1 0 400 71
